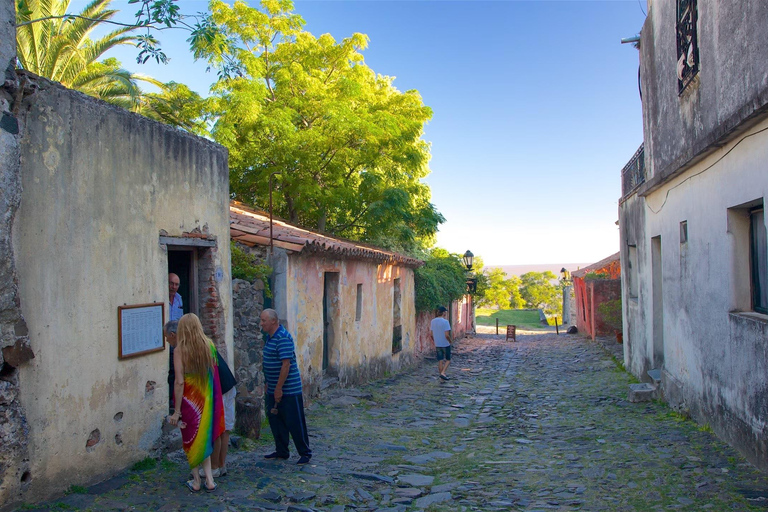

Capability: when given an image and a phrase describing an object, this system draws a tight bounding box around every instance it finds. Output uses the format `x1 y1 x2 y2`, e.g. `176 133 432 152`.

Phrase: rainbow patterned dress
180 343 225 468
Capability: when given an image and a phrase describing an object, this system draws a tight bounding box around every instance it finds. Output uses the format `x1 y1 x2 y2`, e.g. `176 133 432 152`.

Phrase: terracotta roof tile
572 252 621 279
230 202 423 268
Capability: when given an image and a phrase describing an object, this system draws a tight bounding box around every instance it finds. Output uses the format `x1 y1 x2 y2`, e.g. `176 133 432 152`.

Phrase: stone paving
18 331 768 511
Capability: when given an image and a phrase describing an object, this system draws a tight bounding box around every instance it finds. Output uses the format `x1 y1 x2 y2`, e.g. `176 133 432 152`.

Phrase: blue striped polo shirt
263 325 303 396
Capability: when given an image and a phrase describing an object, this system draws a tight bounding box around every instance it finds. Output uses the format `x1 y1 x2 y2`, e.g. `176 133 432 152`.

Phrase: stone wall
0 0 32 503
231 243 268 438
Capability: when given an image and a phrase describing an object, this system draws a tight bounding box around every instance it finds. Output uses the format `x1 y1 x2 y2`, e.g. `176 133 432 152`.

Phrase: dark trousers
266 393 312 458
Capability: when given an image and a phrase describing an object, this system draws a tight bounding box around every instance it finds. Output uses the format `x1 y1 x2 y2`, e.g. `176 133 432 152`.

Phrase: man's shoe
296 455 312 465
264 452 289 460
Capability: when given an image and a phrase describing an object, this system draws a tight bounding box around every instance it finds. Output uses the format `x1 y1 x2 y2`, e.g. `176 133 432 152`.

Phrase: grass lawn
475 308 548 330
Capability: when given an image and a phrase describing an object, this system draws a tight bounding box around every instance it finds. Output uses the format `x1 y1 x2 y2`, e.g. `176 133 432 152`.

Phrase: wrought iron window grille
677 0 699 94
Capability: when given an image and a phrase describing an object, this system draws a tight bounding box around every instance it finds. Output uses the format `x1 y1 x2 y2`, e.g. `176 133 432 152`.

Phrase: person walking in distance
260 308 313 465
429 306 452 381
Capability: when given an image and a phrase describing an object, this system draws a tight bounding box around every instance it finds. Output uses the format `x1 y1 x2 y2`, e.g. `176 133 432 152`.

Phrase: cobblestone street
22 331 768 511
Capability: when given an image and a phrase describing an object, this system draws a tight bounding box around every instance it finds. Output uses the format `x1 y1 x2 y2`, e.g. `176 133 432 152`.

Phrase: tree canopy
194 0 443 254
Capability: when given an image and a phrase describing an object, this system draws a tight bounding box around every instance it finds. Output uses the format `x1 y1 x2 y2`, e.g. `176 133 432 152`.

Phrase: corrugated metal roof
571 252 621 279
230 202 423 268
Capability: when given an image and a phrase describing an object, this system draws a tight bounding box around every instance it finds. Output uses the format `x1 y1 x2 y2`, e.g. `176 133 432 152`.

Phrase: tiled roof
572 252 621 279
230 202 423 268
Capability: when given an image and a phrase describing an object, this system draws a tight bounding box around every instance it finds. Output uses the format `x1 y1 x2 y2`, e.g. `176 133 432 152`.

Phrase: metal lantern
462 250 474 271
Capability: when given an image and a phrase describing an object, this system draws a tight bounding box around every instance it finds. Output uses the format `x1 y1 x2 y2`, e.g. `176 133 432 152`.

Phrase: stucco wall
12 79 230 501
620 116 768 469
639 0 768 190
283 256 417 394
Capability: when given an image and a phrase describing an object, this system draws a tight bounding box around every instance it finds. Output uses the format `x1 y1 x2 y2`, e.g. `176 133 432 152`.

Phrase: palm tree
15 0 190 120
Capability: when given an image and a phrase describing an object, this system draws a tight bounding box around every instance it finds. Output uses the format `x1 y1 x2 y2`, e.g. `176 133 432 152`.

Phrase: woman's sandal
204 482 218 493
185 479 201 493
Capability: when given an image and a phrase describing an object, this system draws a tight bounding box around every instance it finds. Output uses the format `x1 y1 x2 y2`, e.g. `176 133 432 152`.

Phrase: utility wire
646 125 768 214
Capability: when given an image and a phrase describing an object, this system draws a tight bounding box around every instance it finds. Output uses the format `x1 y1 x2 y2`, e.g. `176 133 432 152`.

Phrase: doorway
322 272 339 373
651 236 664 368
392 278 402 353
168 248 197 316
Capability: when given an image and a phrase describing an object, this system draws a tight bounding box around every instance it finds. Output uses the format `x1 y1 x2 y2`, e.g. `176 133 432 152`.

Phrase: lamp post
560 267 572 326
462 250 476 334
269 171 281 251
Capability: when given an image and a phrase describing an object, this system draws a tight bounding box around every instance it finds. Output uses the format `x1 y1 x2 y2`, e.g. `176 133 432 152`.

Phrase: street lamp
560 267 571 284
462 250 474 271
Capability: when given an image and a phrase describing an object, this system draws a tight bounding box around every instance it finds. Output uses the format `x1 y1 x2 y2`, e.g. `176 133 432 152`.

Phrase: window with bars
676 0 699 94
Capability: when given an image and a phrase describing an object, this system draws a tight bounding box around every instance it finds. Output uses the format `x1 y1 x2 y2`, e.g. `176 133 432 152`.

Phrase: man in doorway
260 308 312 465
429 306 452 381
168 273 183 411
168 273 184 321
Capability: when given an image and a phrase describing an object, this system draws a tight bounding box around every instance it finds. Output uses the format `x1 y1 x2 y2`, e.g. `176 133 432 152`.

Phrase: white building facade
619 0 768 470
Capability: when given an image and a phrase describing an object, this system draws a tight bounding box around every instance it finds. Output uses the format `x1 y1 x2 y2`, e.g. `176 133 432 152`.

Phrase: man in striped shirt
260 308 313 465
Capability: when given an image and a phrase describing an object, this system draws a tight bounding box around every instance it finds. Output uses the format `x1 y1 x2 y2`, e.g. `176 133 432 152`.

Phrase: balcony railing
621 144 645 197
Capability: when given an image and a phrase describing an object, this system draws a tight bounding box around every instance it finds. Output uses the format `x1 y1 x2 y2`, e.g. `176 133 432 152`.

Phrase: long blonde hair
176 313 215 376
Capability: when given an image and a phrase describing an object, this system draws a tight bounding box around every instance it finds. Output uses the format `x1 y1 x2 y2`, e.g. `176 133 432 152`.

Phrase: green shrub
584 271 610 280
231 241 272 297
414 251 467 312
597 298 622 331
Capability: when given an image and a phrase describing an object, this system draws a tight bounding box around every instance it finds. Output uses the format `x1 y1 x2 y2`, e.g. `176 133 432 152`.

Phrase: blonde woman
167 314 225 492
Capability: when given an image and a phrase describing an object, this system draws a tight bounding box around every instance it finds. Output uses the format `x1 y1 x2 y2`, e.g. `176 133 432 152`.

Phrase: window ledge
729 311 768 324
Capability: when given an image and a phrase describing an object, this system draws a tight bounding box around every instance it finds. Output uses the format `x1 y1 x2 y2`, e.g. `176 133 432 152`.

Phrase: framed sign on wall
118 302 165 359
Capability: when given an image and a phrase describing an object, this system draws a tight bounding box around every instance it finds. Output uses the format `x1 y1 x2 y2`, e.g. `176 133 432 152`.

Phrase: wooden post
555 316 559 335
496 318 499 335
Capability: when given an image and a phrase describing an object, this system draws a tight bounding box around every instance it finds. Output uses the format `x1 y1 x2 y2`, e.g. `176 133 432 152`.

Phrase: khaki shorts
223 387 236 431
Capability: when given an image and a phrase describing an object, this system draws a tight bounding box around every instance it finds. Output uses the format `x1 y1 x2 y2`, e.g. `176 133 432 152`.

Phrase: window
750 207 767 314
355 284 363 321
680 221 688 244
677 0 699 93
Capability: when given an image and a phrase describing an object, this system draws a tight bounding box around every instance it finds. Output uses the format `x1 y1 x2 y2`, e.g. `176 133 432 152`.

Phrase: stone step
628 383 658 403
647 368 662 386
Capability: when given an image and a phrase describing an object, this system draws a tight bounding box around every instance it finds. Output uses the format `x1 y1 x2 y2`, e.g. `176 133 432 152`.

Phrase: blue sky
75 0 646 265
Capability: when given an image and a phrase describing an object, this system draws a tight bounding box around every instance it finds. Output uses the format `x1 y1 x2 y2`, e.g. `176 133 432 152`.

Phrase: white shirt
430 317 452 347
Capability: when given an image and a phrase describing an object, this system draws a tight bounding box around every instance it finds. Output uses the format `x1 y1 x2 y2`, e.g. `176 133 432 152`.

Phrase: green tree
195 0 442 254
477 268 523 309
414 249 467 312
519 271 562 315
16 0 208 130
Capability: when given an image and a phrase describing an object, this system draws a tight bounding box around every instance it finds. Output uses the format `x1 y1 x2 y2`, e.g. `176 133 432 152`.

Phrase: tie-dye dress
180 343 225 468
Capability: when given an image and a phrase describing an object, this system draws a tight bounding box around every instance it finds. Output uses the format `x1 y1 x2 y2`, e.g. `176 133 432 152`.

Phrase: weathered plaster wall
639 0 768 191
12 79 230 501
0 0 33 504
622 116 768 470
451 296 473 339
619 193 649 379
284 256 417 395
